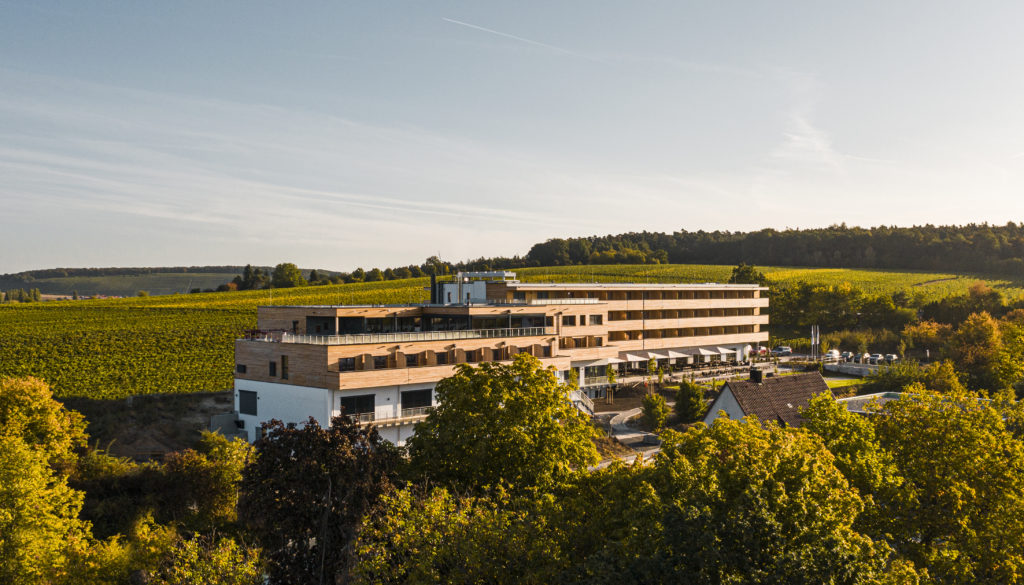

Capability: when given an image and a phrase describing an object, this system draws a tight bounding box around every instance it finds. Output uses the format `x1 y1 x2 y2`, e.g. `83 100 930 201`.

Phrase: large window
268 361 277 377
562 315 576 326
340 394 375 415
339 357 355 372
401 389 432 409
280 355 289 380
406 352 419 367
373 355 389 369
239 390 258 416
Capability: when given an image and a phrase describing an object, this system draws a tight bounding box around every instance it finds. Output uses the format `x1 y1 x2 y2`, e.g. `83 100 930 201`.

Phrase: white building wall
234 378 333 442
234 379 436 445
703 386 746 425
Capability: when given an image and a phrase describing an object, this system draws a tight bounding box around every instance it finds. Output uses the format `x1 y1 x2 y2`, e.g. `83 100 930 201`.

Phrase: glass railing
250 327 551 346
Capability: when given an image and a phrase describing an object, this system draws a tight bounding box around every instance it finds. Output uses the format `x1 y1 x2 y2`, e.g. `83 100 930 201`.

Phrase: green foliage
352 487 560 585
0 434 89 585
0 376 88 472
160 431 252 532
875 389 1024 584
649 420 892 584
150 534 262 585
801 393 903 538
406 354 598 495
239 415 401 585
674 380 706 423
270 262 307 288
641 393 668 431
729 262 767 285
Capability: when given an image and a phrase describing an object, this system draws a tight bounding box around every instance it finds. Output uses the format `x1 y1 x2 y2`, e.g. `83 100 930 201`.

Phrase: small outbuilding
703 370 832 427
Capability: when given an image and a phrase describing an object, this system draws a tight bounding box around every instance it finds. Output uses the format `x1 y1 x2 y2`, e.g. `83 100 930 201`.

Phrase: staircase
568 389 595 417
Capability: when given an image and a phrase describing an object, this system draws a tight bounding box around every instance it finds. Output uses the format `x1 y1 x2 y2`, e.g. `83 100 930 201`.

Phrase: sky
2 1 1024 273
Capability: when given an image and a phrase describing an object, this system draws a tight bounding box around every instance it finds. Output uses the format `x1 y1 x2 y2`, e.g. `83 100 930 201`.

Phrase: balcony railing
582 376 613 387
528 298 602 305
345 407 434 427
248 327 551 346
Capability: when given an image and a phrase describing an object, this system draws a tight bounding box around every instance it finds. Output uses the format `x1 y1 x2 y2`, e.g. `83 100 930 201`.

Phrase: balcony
247 327 552 346
343 406 434 428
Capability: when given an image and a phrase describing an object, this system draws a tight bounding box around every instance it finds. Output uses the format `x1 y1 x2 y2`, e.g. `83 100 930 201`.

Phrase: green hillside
3 265 1022 400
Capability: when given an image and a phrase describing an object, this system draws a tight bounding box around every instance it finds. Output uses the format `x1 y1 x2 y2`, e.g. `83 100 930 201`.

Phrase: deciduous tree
240 416 401 585
406 354 597 494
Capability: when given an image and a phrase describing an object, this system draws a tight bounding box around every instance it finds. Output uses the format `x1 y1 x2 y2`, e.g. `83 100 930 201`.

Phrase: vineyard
3 265 1023 399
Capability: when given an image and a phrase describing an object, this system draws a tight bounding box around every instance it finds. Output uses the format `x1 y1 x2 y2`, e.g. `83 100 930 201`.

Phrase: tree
648 420 893 584
674 380 706 423
239 416 401 585
605 364 617 404
270 262 307 288
365 268 383 282
875 388 1024 583
0 376 87 473
728 262 767 286
0 377 90 584
406 354 598 495
352 487 560 585
150 534 262 585
800 393 903 538
160 431 252 532
0 434 89 585
641 393 668 431
307 269 320 284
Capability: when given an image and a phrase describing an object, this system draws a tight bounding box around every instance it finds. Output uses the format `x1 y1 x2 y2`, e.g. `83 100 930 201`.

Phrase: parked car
869 353 884 365
840 351 855 362
858 353 871 364
771 346 793 356
885 354 899 364
822 349 840 361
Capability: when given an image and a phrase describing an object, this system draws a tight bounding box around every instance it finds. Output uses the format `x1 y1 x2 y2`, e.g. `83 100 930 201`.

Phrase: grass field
3 264 1022 399
0 272 242 297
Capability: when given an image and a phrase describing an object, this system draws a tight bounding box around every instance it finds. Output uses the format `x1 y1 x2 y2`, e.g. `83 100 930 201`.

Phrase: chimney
749 368 763 384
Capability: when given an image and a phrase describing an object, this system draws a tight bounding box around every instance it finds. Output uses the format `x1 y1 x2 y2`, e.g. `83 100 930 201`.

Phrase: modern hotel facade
231 272 769 443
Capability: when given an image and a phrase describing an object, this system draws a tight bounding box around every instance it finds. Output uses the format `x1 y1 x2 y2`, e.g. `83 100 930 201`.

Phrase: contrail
442 17 582 58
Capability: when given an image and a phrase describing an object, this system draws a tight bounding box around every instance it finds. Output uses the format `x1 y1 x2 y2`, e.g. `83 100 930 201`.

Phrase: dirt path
913 277 959 287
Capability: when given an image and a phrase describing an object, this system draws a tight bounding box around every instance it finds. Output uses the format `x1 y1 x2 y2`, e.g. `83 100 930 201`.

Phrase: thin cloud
441 17 599 61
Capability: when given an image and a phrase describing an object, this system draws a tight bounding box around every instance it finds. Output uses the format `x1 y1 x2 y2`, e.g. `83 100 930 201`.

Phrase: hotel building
231 272 769 443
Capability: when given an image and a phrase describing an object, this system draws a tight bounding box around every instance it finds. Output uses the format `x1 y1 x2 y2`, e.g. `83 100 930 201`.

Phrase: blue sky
2 1 1023 273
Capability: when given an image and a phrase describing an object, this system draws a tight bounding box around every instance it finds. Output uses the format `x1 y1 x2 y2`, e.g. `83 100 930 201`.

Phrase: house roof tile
724 372 832 427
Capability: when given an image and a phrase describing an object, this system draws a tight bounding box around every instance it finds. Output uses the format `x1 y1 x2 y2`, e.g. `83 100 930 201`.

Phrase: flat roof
507 282 766 290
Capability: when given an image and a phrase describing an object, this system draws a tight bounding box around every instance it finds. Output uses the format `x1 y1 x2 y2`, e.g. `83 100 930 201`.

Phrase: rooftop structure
703 372 831 427
230 272 769 444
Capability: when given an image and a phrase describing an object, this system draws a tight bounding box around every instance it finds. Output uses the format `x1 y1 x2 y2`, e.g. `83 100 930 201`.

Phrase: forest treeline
518 223 1024 275
6 223 1024 291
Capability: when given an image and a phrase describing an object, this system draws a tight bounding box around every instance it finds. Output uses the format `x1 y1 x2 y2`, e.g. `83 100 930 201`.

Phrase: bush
642 393 669 431
674 381 706 424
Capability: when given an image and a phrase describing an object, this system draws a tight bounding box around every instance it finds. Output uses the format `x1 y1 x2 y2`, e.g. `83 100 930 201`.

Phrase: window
401 389 432 409
236 364 247 374
292 320 299 333
579 315 587 326
465 350 478 362
280 355 289 380
562 315 576 326
545 316 554 327
540 345 552 357
406 353 419 367
268 361 277 377
536 291 549 299
373 355 389 369
436 352 450 365
513 291 526 301
340 394 374 416
591 314 603 325
239 390 258 416
339 357 355 372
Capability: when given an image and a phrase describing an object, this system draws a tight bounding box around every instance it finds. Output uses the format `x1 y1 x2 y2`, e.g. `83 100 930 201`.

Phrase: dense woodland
6 352 1024 585
4 223 1024 296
